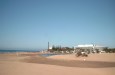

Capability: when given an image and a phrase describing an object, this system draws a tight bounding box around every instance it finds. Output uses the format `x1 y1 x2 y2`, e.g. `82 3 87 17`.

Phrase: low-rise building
74 44 107 53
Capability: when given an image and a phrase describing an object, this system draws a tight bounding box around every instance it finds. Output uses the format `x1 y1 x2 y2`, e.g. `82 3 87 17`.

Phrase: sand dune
47 53 115 62
0 53 115 75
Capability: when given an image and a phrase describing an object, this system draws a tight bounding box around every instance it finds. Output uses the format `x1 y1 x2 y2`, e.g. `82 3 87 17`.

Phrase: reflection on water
40 54 60 57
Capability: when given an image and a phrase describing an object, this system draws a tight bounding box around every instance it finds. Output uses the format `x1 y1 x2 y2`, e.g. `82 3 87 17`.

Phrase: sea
0 50 61 57
0 50 40 53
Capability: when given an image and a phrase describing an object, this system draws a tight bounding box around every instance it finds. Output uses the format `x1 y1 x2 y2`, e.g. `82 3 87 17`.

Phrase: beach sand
0 53 115 75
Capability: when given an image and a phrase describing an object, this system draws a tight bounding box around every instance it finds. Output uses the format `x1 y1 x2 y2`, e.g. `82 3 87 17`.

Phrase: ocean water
0 50 40 53
0 50 60 57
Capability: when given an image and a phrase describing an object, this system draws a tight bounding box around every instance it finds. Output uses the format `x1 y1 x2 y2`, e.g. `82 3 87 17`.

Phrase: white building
74 44 107 53
49 47 52 49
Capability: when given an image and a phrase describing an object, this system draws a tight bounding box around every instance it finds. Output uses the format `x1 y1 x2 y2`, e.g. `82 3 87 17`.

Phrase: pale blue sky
0 0 115 50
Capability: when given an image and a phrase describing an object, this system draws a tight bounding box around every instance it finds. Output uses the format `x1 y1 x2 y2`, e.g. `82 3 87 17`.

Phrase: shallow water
40 54 60 57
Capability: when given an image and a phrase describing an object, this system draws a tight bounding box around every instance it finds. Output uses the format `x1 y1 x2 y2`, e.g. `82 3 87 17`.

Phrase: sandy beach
0 53 115 75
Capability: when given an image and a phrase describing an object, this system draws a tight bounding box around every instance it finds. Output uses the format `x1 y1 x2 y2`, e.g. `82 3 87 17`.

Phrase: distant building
49 47 52 49
74 44 107 53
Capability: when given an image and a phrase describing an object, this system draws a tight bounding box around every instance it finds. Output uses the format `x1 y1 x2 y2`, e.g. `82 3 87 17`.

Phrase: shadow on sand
22 56 115 68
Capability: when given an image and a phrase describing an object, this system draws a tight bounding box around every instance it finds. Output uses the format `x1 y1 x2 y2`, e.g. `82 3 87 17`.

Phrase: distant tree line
52 45 61 51
50 45 74 52
103 48 115 53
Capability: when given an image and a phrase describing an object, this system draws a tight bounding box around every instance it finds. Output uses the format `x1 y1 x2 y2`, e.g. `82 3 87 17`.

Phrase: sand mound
22 53 115 68
0 53 115 75
47 53 115 62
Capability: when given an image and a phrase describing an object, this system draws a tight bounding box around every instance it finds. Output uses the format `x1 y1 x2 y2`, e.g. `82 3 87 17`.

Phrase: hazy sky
0 0 115 50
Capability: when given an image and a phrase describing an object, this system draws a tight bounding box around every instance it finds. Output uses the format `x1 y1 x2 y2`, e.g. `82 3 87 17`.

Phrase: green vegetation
103 48 115 53
49 45 74 53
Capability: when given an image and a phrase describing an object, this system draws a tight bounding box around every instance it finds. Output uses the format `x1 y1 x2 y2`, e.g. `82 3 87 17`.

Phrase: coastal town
41 43 115 56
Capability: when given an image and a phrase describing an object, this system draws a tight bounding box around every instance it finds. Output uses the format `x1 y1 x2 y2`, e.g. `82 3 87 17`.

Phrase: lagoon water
40 54 61 57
